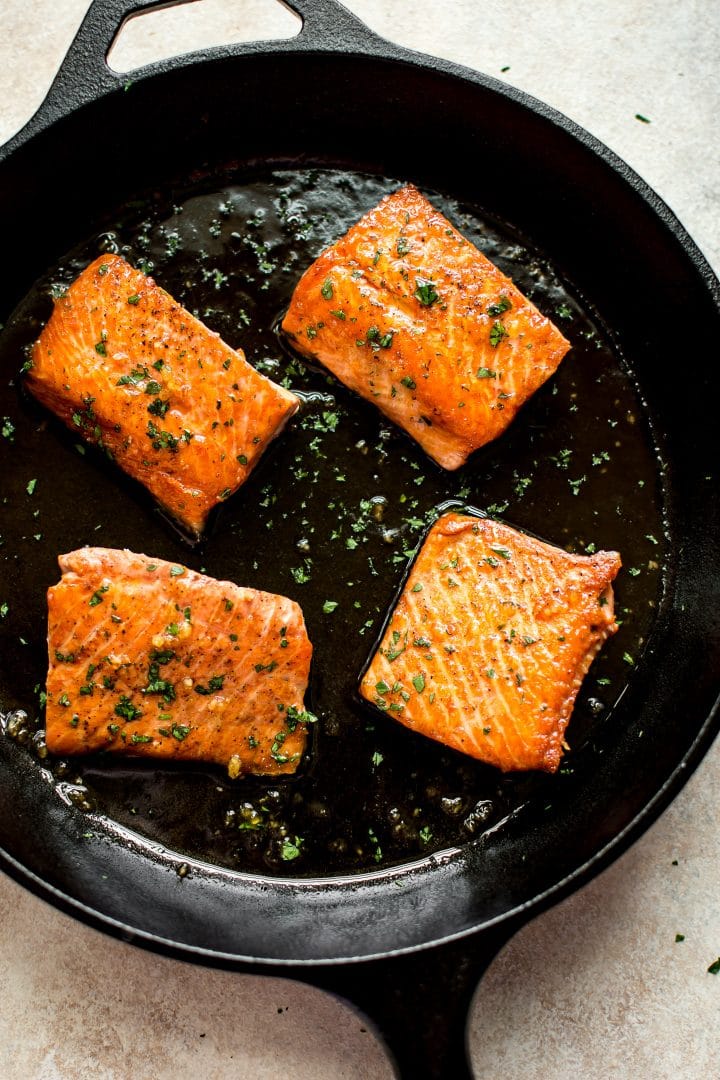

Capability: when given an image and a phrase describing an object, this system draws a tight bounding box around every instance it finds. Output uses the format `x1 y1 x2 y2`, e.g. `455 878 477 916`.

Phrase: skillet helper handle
303 927 514 1080
28 2 195 118
283 0 385 49
15 0 385 143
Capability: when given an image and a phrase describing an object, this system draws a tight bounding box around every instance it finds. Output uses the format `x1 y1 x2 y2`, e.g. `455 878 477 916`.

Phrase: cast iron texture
0 2 719 1077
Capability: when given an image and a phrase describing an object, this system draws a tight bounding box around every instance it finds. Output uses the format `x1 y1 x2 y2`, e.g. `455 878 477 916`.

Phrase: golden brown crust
360 514 621 772
283 185 570 469
29 255 299 536
46 548 313 775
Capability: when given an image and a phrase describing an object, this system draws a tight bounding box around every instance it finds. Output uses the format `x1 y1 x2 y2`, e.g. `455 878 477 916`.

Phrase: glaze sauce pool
0 168 665 877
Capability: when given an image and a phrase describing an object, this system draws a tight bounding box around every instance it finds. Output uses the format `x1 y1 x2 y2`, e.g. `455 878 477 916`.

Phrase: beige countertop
0 2 718 1077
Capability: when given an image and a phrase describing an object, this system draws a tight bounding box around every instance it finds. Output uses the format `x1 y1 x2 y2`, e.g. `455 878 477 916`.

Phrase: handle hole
108 0 301 73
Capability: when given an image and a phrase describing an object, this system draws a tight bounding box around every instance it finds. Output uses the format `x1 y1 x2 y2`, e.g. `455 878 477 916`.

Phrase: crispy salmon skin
45 548 314 776
28 254 299 537
360 514 621 772
282 185 570 469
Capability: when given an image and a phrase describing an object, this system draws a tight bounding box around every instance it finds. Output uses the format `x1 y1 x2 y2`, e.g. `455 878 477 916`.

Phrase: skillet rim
0 24 719 965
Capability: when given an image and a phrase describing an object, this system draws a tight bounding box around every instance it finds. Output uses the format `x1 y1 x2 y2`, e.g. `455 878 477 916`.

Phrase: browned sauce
0 169 666 876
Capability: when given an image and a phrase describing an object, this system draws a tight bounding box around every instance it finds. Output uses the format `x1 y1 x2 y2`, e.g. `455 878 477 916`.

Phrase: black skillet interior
0 0 718 979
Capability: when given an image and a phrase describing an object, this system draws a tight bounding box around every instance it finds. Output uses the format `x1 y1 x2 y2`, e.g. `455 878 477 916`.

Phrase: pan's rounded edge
0 25 718 971
1 687 718 968
3 27 717 301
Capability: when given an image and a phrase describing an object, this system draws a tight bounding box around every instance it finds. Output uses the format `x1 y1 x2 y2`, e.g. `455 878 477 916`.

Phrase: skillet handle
7 0 387 149
24 2 193 109
282 0 385 48
300 925 516 1080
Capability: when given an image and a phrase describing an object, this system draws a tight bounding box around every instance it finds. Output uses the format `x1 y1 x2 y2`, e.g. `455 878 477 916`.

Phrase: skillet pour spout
0 1 719 1078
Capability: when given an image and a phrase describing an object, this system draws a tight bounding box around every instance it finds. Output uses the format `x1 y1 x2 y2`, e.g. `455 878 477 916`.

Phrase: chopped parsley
487 295 511 316
476 367 496 379
281 836 302 861
114 696 142 722
401 376 416 390
302 410 339 433
320 279 333 300
365 324 394 349
489 321 508 347
26 478 37 495
412 674 425 693
368 828 382 863
147 398 170 418
147 420 179 452
143 650 177 703
88 584 109 606
117 366 150 387
194 674 225 695
322 600 338 614
286 705 319 727
414 278 439 306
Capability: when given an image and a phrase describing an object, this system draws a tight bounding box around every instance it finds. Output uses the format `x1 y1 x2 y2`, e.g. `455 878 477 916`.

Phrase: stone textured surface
0 2 718 1078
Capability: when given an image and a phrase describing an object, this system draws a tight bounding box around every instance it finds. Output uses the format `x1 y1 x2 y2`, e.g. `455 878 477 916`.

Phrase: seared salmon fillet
45 548 314 776
360 514 620 772
282 185 570 469
28 254 299 537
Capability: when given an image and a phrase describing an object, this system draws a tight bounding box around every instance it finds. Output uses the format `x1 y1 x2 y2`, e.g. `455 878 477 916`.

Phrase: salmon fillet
360 514 621 772
282 185 570 470
45 548 314 776
28 254 299 537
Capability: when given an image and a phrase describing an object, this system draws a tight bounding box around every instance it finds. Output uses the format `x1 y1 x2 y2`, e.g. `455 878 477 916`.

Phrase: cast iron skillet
0 1 719 1076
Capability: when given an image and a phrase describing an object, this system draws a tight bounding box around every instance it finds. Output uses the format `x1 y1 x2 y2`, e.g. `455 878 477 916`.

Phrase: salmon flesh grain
28 254 299 537
46 548 314 776
360 513 621 772
282 185 570 469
